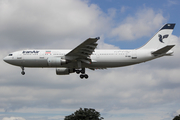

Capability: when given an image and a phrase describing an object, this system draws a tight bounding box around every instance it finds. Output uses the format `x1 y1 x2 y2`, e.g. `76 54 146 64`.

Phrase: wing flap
151 45 175 55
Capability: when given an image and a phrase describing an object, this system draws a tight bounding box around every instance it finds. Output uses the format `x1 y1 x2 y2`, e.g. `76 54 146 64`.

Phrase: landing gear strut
21 66 25 75
75 68 88 79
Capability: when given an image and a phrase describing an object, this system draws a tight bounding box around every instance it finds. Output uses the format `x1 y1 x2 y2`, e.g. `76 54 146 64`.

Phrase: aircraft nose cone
3 56 17 66
3 56 9 63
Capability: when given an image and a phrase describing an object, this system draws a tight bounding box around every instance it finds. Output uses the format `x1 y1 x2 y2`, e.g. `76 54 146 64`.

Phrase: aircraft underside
8 58 142 79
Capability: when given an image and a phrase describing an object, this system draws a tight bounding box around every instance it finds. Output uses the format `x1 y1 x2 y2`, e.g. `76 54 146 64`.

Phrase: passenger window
9 54 13 56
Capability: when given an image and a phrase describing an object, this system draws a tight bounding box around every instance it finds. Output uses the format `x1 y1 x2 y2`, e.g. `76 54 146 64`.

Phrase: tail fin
139 23 175 49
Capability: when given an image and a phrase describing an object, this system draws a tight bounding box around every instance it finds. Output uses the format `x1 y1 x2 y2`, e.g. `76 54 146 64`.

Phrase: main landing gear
21 66 25 75
75 68 88 79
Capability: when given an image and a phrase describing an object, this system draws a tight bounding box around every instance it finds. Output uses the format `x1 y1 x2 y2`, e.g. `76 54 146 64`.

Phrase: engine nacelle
47 57 67 67
56 68 75 75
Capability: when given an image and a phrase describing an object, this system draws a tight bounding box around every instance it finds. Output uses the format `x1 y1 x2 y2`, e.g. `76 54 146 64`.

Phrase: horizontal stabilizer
151 45 175 55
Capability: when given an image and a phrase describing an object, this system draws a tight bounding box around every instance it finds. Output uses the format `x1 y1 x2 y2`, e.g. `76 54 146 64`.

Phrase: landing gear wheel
84 74 88 79
80 74 84 79
21 71 25 75
76 70 81 74
21 66 25 75
80 74 88 79
77 68 88 79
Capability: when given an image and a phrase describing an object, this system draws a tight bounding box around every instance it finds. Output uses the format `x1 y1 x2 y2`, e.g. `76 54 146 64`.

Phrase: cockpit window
8 54 13 56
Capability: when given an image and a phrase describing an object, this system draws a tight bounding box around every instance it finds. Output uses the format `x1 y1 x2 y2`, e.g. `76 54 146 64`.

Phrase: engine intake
56 68 75 75
47 57 67 67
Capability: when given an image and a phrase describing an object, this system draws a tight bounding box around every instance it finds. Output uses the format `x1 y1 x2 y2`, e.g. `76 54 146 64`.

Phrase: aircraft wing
65 37 100 62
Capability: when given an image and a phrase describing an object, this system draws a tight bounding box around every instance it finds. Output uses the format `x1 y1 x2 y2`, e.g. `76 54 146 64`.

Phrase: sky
0 0 180 120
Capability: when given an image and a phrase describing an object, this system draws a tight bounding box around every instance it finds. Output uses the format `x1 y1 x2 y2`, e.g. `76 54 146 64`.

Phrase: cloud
120 6 129 13
97 36 119 49
0 0 180 120
0 0 110 49
2 117 25 120
167 0 178 6
111 7 166 41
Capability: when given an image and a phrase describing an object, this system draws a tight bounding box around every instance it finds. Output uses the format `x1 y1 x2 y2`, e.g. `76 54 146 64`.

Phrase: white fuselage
3 49 156 69
3 23 176 78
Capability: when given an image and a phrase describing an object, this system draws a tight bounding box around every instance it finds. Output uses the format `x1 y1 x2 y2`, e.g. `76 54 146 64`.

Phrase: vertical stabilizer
139 23 175 49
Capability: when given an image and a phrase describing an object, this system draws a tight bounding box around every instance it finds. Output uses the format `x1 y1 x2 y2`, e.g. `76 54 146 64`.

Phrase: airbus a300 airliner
3 23 176 79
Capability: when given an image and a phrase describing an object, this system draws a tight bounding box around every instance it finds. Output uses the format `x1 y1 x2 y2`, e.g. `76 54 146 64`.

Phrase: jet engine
47 57 67 67
56 68 75 75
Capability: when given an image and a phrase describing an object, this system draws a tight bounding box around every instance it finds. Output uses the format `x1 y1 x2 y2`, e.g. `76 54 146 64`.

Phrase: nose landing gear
21 67 25 75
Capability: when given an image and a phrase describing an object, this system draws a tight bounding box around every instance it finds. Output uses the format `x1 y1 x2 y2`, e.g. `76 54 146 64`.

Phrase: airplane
3 23 176 79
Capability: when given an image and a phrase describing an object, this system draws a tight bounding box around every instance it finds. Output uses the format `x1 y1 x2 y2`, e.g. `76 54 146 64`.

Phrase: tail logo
158 34 169 43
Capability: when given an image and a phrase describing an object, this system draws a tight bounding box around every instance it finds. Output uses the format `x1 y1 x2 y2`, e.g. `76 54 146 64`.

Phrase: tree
64 108 104 120
173 114 180 120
